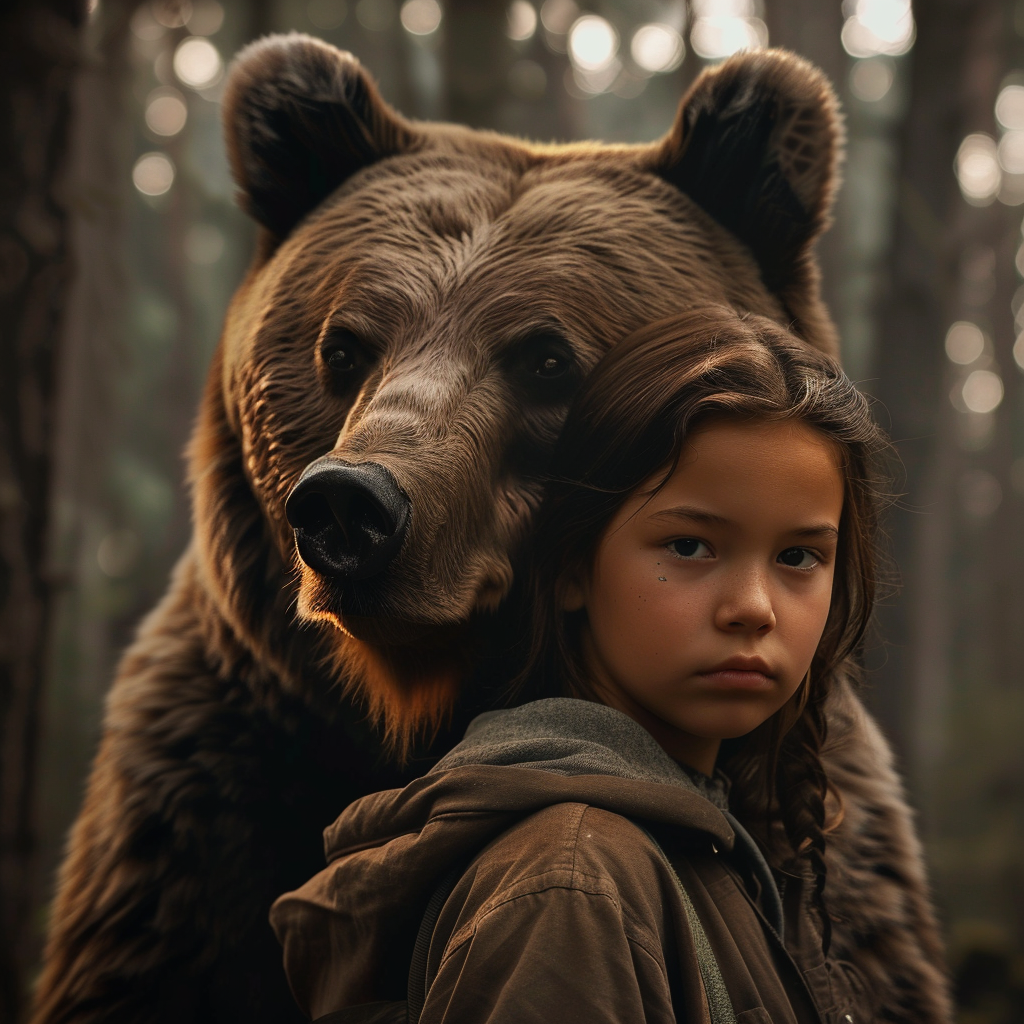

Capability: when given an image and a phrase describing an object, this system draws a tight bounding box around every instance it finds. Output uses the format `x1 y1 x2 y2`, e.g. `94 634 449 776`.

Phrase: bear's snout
286 458 410 582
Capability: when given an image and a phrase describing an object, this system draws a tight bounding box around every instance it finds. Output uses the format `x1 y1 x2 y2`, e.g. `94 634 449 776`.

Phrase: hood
271 698 779 1013
431 697 732 798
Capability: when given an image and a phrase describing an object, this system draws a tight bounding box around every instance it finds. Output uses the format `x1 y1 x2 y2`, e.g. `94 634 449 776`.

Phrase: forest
1 0 1022 1020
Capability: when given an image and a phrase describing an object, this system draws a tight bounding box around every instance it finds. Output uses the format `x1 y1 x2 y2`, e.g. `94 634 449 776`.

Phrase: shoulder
448 802 679 939
424 803 682 1021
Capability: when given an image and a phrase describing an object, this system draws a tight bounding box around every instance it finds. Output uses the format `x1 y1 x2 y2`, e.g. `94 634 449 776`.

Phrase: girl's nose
715 569 776 634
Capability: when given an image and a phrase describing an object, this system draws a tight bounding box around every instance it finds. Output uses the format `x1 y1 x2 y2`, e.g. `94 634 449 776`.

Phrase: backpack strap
405 864 465 1023
634 824 737 1024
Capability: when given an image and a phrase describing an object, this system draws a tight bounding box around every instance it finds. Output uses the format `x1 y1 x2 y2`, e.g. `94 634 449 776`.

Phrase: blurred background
1 0 1023 1020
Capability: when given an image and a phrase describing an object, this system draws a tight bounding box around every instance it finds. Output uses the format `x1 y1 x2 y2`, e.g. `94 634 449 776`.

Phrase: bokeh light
995 84 1024 132
1014 331 1024 371
690 18 766 59
849 57 894 102
1001 173 1024 206
998 131 1024 175
400 0 441 34
692 0 754 15
570 62 621 95
145 88 188 137
132 152 175 196
507 1 537 41
307 0 348 29
152 0 192 29
690 1 767 61
631 24 684 74
540 0 577 36
945 321 986 365
131 6 165 40
955 133 1001 205
567 15 618 72
841 0 915 58
173 36 223 89
962 369 1004 414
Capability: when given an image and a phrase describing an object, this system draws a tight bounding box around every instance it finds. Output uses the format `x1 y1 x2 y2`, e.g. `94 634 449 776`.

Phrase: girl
271 306 887 1024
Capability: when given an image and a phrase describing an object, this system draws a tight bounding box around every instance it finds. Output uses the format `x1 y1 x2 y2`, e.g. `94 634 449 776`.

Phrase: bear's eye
533 352 568 378
322 330 367 378
506 332 579 405
328 348 357 372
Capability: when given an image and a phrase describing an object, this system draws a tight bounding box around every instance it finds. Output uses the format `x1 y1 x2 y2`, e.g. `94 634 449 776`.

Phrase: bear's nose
285 459 410 580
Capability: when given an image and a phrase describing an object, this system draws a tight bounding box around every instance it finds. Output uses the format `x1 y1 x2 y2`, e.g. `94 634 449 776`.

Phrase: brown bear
31 35 951 1024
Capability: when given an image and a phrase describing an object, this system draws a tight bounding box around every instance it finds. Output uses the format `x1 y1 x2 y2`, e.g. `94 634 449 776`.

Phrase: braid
776 679 833 953
723 660 843 956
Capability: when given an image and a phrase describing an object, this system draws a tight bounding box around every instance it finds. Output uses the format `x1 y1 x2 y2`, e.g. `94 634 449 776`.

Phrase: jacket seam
463 805 663 938
437 885 666 976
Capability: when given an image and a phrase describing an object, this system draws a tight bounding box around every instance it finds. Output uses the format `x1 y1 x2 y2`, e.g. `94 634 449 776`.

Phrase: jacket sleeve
419 885 678 1024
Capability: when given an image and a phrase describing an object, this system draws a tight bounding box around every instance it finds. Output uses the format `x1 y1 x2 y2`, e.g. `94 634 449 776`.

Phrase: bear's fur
32 36 952 1024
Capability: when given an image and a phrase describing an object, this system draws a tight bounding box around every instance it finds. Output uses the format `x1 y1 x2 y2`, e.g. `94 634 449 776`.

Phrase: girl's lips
698 667 775 689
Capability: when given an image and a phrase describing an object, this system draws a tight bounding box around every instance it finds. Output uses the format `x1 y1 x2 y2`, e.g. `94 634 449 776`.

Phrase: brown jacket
271 700 861 1023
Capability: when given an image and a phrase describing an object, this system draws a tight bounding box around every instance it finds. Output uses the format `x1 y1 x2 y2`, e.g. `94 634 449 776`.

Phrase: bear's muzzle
286 458 410 581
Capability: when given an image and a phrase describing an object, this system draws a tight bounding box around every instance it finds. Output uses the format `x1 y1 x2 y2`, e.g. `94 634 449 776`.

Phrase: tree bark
0 1 86 1019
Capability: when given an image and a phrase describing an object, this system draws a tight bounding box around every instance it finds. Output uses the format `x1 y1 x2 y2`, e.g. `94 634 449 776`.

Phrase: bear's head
189 34 842 748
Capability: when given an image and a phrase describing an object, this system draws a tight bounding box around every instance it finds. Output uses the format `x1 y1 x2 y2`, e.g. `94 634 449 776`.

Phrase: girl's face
564 418 844 775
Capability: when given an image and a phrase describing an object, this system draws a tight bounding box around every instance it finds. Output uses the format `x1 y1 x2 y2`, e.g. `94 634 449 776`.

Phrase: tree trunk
868 0 1005 786
441 0 516 128
0 0 86 1019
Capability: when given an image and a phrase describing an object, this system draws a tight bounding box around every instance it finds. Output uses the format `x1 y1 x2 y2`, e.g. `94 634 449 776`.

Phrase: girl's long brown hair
518 306 890 942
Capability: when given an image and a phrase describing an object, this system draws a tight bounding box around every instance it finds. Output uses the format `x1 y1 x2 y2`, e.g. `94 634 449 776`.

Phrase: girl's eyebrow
648 505 731 527
648 505 840 539
793 524 840 539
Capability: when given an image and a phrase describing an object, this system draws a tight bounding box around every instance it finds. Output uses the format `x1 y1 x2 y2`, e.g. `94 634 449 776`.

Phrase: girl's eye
669 538 712 560
778 547 819 569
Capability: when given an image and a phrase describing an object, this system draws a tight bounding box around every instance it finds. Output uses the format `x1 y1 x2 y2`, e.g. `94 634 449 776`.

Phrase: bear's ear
222 34 420 238
651 49 842 293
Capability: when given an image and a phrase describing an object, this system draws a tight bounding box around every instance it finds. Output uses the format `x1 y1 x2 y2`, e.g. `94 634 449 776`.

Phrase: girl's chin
660 711 780 743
